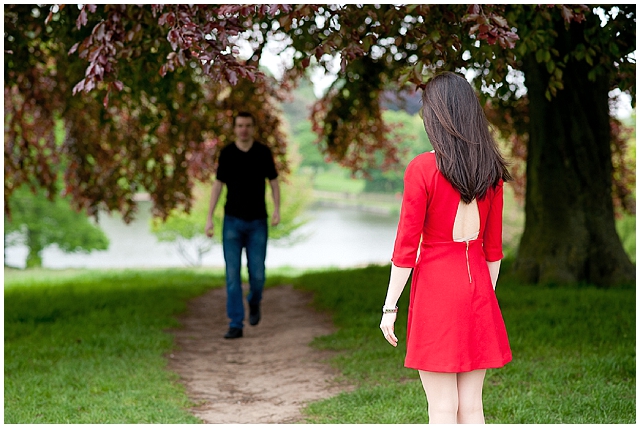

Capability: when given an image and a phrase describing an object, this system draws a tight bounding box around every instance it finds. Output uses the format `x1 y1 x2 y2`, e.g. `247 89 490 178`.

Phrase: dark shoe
249 303 261 326
224 327 243 339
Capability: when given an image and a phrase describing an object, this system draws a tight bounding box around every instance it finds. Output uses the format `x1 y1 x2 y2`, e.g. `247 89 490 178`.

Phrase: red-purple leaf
167 28 180 51
227 69 238 85
88 46 101 63
467 5 481 15
72 79 85 95
68 42 80 55
158 12 169 26
77 9 88 30
491 15 508 28
94 22 106 40
94 63 104 78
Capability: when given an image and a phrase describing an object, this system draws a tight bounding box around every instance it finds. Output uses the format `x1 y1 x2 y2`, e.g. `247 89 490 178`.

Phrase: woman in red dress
380 72 512 424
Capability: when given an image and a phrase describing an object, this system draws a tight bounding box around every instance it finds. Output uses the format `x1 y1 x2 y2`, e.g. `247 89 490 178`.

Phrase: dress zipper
465 241 472 283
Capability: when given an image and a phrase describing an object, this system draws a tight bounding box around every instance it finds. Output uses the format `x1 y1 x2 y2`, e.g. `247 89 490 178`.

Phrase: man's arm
269 178 280 226
205 180 224 238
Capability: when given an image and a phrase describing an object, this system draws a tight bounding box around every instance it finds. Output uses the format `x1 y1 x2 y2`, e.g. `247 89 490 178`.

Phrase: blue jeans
222 215 268 329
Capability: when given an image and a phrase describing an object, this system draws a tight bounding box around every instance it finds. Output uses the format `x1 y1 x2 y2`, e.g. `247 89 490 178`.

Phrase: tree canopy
4 4 635 285
4 4 586 219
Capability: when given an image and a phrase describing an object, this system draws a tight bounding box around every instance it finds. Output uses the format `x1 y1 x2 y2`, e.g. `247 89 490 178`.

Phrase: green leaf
545 60 555 74
362 36 372 53
554 67 563 81
585 53 593 66
516 42 528 56
609 42 620 58
405 4 417 13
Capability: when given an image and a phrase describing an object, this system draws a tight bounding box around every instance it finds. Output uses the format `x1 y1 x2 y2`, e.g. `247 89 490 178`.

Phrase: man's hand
271 210 280 227
205 220 214 238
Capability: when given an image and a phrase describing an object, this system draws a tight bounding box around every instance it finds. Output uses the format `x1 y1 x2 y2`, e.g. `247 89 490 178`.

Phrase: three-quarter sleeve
391 158 428 268
483 179 504 262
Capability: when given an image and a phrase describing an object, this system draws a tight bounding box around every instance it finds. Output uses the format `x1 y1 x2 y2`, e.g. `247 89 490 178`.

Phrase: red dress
392 152 512 373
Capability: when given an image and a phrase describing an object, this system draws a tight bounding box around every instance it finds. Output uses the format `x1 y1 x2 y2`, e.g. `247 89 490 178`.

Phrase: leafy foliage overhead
4 4 632 221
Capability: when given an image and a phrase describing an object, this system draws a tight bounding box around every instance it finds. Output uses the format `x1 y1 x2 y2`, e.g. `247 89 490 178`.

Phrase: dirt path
167 284 349 423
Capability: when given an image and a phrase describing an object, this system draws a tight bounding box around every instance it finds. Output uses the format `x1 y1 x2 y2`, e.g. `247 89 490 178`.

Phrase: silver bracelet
382 305 398 314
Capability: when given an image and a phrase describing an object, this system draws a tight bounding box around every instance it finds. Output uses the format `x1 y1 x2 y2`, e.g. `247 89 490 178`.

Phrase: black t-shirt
216 141 279 220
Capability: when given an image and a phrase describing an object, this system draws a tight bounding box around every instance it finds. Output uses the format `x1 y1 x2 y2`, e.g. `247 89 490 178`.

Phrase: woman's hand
380 312 398 347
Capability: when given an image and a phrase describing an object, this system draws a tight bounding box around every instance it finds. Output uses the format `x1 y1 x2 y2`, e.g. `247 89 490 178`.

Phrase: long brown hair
421 72 511 203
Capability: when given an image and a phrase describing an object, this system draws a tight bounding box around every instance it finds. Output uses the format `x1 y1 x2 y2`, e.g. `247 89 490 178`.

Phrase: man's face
233 116 255 143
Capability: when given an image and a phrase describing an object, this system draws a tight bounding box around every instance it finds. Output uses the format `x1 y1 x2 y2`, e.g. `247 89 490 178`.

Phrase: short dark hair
233 111 255 126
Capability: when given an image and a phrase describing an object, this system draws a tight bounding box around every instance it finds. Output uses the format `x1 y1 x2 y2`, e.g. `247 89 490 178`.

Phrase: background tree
282 4 635 286
4 4 290 222
476 5 636 286
362 110 433 193
4 185 109 268
4 4 635 286
281 77 327 173
149 184 215 267
291 121 327 173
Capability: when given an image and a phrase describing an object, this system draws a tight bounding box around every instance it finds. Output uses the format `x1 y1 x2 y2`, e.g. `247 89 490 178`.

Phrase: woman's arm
380 264 413 347
487 260 501 290
382 157 428 347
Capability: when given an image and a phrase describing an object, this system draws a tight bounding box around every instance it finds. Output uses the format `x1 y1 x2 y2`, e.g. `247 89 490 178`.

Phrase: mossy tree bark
513 21 634 287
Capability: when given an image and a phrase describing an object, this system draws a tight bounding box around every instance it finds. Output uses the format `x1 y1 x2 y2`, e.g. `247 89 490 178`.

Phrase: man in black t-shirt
205 112 280 339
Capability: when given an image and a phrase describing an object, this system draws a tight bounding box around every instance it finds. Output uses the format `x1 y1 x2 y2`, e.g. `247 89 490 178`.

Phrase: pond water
4 201 401 270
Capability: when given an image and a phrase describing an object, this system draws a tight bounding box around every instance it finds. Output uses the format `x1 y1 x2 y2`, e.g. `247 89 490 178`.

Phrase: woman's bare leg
419 370 458 424
457 369 486 424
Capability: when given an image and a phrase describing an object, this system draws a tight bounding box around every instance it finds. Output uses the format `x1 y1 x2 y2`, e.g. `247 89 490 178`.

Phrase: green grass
4 259 636 423
293 261 636 424
4 268 223 423
312 167 366 193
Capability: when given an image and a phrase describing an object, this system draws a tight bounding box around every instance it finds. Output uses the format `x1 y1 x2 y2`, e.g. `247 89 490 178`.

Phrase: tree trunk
513 21 635 287
26 230 44 269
